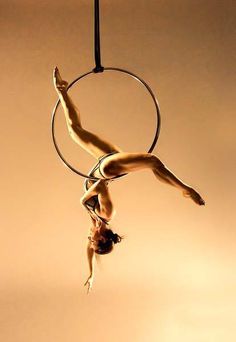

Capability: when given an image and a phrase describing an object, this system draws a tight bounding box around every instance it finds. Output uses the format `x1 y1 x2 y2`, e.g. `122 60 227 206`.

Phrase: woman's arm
84 240 95 294
80 179 106 204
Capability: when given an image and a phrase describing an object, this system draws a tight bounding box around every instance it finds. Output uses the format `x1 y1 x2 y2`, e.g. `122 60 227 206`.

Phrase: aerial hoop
52 1 161 180
51 67 161 180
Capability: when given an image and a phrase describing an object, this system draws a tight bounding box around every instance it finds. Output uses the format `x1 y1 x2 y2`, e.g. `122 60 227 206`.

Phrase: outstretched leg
100 152 205 205
53 67 122 159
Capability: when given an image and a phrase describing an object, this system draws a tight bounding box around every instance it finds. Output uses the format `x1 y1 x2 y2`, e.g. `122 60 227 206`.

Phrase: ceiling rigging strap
93 0 104 73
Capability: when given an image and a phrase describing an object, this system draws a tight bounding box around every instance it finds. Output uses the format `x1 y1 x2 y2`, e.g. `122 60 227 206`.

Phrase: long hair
95 229 122 255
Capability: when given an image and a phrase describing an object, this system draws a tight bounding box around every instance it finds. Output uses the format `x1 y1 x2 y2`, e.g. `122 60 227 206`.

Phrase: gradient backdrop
1 1 236 341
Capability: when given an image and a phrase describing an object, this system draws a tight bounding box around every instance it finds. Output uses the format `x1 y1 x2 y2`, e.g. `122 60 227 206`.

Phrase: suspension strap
93 0 104 73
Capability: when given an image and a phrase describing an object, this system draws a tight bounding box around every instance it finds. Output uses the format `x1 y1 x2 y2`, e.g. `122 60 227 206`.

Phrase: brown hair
95 229 122 255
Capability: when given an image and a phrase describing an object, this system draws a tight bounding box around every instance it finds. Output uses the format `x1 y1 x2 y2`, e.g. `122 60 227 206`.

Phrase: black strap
93 0 104 73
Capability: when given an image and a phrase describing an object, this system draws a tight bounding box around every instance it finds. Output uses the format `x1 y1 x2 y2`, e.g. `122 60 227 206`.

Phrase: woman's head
94 228 122 255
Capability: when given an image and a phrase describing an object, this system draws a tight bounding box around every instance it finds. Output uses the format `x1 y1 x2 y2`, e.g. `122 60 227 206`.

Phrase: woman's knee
149 154 164 169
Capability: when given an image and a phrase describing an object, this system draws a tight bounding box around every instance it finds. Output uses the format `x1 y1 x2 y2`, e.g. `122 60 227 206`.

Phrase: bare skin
53 67 205 293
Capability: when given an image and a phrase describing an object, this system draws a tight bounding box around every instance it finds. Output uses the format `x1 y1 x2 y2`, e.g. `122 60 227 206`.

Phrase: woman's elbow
80 197 85 206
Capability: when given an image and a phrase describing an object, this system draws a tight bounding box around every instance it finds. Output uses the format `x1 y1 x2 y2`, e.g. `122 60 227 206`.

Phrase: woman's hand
84 274 94 294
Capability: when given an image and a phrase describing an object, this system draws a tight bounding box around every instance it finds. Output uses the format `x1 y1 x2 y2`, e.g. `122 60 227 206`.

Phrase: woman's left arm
84 240 95 294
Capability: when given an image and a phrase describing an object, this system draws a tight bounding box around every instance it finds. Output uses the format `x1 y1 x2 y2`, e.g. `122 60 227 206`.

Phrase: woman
53 67 205 293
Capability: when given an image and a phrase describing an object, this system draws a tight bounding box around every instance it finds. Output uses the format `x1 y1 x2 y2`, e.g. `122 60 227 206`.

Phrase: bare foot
53 67 68 93
183 188 205 206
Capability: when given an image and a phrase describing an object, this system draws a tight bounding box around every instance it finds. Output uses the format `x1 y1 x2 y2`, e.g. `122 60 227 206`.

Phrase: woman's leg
100 152 205 205
53 67 122 159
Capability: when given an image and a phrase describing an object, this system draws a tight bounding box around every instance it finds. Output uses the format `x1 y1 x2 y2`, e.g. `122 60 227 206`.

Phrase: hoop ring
51 67 161 180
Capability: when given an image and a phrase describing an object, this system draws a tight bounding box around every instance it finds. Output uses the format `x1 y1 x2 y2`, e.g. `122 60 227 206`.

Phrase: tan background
1 0 236 341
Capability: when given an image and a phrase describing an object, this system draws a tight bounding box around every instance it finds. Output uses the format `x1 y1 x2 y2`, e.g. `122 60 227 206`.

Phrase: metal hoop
51 67 161 180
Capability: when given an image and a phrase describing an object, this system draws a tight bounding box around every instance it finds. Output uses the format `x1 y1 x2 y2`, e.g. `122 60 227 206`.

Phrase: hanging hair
95 229 122 255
